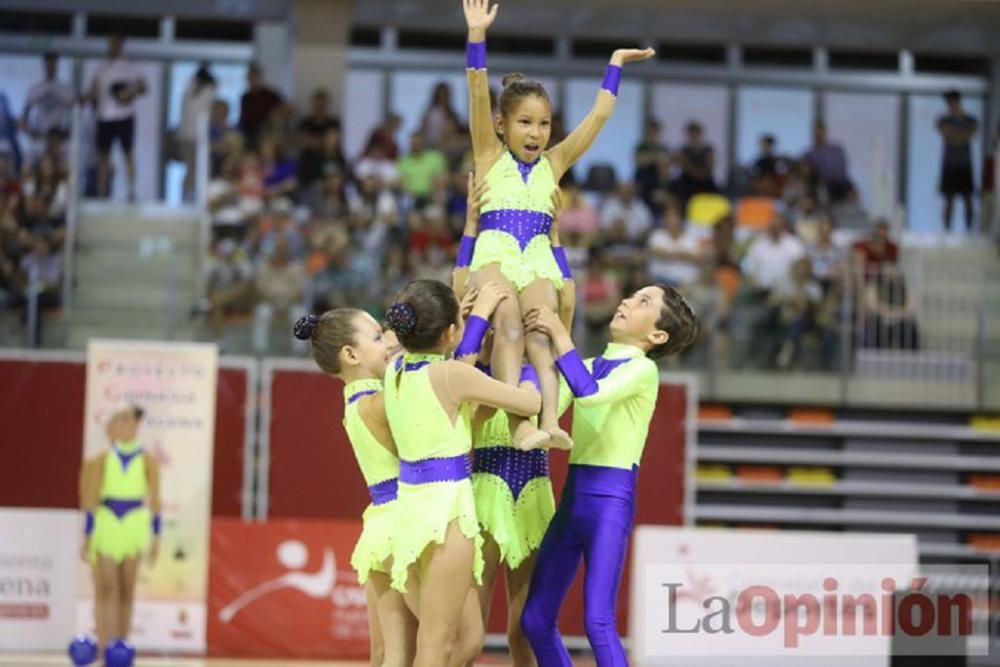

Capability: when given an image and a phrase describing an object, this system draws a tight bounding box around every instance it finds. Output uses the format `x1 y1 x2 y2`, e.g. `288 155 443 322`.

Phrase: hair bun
292 314 320 341
501 72 525 88
385 302 417 337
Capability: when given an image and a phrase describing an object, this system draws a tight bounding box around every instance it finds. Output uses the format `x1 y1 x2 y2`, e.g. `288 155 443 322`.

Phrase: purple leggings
521 464 636 666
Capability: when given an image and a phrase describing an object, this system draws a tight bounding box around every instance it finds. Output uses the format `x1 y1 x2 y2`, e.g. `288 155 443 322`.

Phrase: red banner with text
207 518 369 659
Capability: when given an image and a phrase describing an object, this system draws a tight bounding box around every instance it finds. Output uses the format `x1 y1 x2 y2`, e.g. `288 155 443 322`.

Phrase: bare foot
513 421 550 451
545 427 573 450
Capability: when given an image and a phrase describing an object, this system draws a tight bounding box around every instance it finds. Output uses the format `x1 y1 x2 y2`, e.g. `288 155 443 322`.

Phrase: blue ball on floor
67 635 98 665
104 638 134 667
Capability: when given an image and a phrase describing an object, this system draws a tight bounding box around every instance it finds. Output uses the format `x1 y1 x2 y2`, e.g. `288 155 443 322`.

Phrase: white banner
78 340 217 652
630 527 920 667
0 508 78 651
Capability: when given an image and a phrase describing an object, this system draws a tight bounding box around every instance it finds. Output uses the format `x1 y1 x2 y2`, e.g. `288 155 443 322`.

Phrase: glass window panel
824 92 900 214
736 86 814 166
343 69 385 161
389 71 468 150
651 82 729 185
565 77 642 184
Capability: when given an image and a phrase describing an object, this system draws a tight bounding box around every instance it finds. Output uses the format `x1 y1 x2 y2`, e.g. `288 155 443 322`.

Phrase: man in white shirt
20 52 75 160
646 206 702 287
87 34 146 200
599 181 653 242
743 214 806 291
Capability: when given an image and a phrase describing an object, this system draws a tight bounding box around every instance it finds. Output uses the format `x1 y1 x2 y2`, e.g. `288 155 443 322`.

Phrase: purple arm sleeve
152 514 162 536
84 511 94 536
555 349 598 398
602 64 622 96
467 41 487 69
552 246 572 279
456 235 476 269
454 315 489 358
519 364 541 391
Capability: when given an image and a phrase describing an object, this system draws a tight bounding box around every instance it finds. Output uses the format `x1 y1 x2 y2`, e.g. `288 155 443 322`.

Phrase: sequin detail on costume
479 210 554 251
473 446 548 501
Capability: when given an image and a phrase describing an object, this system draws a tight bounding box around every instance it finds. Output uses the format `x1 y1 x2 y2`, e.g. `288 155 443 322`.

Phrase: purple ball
104 638 133 667
67 635 98 665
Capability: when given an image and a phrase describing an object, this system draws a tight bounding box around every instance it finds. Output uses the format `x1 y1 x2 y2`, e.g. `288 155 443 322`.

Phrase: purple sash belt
565 463 638 503
368 477 398 505
399 454 472 485
473 446 549 501
479 210 553 251
102 498 144 519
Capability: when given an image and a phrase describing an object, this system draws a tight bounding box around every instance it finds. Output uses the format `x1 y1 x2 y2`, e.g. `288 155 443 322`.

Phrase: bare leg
93 556 119 649
124 151 136 201
506 552 539 667
471 265 546 450
368 571 418 667
963 193 975 232
943 194 955 231
519 279 571 450
97 152 112 199
118 557 140 639
449 588 484 667
412 521 477 667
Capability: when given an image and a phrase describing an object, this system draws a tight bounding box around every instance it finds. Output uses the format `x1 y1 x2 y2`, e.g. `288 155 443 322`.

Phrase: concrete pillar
290 0 353 119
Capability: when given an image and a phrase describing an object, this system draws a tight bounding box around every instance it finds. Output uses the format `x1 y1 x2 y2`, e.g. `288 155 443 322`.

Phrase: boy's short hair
649 284 698 359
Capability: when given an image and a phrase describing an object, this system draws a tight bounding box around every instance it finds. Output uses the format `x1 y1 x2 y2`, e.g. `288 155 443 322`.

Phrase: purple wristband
518 364 541 392
152 514 162 536
552 246 572 280
84 511 94 536
467 41 487 69
456 235 476 268
602 64 622 96
556 349 598 398
455 314 489 358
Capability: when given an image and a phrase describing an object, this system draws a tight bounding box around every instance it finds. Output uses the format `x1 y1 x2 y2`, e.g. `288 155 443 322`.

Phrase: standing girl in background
383 279 540 667
293 311 417 667
460 0 654 451
79 406 160 653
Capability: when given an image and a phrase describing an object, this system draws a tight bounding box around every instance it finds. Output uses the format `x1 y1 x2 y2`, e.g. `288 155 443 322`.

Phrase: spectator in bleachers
646 204 701 288
744 214 805 291
863 264 919 350
177 63 217 201
751 134 786 198
671 121 718 209
807 215 845 294
771 256 823 369
22 155 67 239
363 114 402 161
305 168 350 221
209 100 240 178
0 94 22 175
354 141 399 189
852 219 898 281
937 90 979 233
439 116 472 172
349 175 398 229
252 237 306 353
238 62 283 150
634 117 671 215
682 257 727 360
297 89 342 190
20 52 74 162
803 121 852 204
259 138 298 205
0 154 21 223
203 238 254 337
397 131 448 207
421 82 461 149
599 181 653 241
603 218 645 294
87 34 146 201
559 181 599 237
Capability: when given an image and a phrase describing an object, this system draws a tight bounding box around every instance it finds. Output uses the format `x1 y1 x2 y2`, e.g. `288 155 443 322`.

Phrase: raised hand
610 48 656 66
524 306 565 339
463 0 499 37
472 281 510 319
459 287 481 319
